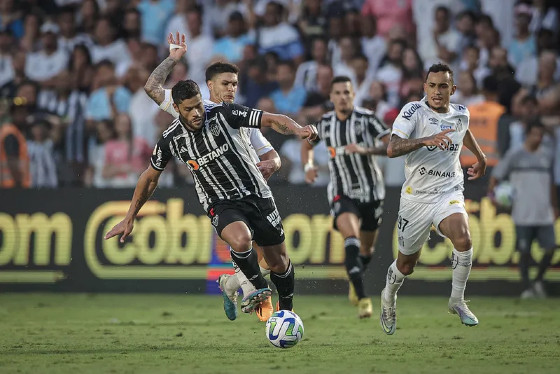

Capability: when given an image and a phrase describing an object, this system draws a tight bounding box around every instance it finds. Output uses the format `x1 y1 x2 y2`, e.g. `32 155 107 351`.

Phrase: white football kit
159 89 274 162
392 98 470 255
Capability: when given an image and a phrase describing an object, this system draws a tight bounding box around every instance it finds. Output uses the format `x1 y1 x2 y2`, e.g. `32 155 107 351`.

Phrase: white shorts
396 190 467 255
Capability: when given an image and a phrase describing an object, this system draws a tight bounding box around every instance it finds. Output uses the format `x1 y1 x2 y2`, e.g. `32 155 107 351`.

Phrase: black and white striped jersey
150 101 271 211
314 107 390 203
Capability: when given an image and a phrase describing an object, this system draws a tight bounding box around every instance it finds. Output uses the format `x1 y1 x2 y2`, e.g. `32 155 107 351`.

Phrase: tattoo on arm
144 57 177 105
389 136 425 157
270 119 294 135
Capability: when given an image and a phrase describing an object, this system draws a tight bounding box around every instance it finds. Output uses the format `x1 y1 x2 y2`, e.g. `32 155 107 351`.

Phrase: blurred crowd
0 0 559 190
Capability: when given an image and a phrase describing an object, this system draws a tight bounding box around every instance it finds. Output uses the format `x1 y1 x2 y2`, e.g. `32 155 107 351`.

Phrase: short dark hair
330 76 352 90
172 80 201 104
425 63 454 83
525 119 544 135
205 62 239 82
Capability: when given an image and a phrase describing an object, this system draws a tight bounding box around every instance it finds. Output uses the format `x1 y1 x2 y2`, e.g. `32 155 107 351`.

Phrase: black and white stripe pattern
150 102 271 211
316 106 389 203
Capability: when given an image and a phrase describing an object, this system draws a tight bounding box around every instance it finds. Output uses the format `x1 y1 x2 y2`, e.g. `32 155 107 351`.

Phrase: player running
302 76 390 319
143 32 278 321
380 64 487 335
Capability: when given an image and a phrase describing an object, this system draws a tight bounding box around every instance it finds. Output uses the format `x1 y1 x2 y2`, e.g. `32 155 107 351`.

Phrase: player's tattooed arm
261 113 318 141
386 135 426 157
144 57 177 105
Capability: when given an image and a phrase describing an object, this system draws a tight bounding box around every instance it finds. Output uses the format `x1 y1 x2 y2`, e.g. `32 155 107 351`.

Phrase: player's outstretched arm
462 128 487 180
261 112 318 141
144 32 187 105
387 129 454 158
346 133 390 155
104 166 162 243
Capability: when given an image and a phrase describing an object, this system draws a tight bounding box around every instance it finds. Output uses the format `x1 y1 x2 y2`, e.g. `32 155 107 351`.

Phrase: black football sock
270 261 294 310
230 248 268 290
345 237 366 299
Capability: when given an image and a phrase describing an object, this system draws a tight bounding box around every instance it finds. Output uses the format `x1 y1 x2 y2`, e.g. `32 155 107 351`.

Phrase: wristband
304 163 314 173
169 43 182 51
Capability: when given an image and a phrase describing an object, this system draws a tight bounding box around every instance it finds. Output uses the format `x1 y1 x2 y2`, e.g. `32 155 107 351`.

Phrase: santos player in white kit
379 64 487 335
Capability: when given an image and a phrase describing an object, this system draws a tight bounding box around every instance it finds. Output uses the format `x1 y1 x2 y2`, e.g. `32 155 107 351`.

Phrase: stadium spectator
204 0 248 38
295 37 328 93
530 0 559 36
136 0 174 45
127 67 159 147
121 7 142 40
0 0 24 39
270 60 307 115
375 38 405 108
25 21 69 109
102 113 151 187
359 14 385 75
27 119 58 188
332 36 359 83
455 10 477 53
458 44 490 88
418 6 461 70
453 71 484 107
0 106 30 189
57 6 93 55
460 76 505 170
212 11 251 64
240 57 278 108
85 60 131 123
90 16 131 77
508 3 537 68
84 119 114 188
251 1 304 63
297 0 328 43
352 54 374 107
183 5 214 88
362 0 414 39
489 121 558 299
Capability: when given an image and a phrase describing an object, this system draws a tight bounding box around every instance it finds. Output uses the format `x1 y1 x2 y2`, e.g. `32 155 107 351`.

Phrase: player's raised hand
104 218 134 243
424 129 454 150
467 158 487 180
168 32 187 61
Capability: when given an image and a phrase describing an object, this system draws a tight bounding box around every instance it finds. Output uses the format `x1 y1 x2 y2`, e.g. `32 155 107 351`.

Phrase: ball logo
187 160 200 170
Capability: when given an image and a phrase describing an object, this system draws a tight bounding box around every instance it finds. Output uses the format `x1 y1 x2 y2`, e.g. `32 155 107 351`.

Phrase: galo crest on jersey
353 121 363 134
209 120 220 137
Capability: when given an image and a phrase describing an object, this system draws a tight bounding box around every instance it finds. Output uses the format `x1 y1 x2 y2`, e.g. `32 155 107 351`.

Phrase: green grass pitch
0 293 558 374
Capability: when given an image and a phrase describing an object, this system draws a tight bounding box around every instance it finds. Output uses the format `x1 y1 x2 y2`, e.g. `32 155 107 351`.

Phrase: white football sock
233 261 256 296
384 260 406 301
451 248 473 300
260 266 270 278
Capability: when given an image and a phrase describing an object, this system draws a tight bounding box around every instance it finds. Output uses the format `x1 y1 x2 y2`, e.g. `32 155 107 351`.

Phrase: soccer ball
265 310 304 348
494 182 514 208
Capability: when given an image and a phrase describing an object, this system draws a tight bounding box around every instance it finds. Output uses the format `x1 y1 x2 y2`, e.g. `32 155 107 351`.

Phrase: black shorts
208 195 285 247
330 195 383 232
515 225 556 253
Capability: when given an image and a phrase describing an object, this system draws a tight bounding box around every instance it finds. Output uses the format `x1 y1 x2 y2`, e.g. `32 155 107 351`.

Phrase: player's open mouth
192 118 202 125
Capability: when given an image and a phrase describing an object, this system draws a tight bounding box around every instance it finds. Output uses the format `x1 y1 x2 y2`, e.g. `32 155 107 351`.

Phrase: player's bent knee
228 234 253 253
265 252 289 273
453 235 472 252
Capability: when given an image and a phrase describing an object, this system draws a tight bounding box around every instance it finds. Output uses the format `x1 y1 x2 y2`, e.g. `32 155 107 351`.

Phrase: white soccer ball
494 182 514 208
265 310 304 348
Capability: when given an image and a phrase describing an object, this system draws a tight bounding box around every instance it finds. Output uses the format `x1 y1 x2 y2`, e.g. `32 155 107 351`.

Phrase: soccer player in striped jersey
380 64 487 335
143 33 277 321
105 76 317 314
301 76 390 319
